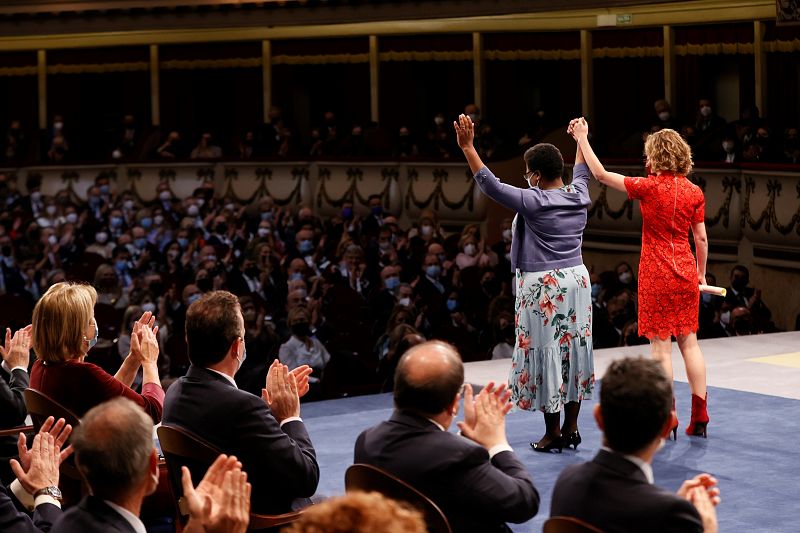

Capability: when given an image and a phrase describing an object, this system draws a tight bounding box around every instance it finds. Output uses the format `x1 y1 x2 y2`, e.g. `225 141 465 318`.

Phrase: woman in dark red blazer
29 282 164 422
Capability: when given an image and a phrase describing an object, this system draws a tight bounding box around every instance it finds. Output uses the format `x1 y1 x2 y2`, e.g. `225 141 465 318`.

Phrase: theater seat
157 424 303 531
345 463 451 533
543 516 606 533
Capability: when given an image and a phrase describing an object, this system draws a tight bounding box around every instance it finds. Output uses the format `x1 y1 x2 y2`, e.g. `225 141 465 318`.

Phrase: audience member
551 357 720 533
723 265 773 333
162 291 319 514
190 133 222 160
0 417 72 532
53 397 249 533
284 491 426 533
354 340 540 532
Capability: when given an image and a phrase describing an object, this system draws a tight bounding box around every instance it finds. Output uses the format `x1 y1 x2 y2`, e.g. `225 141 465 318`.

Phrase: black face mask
625 333 646 346
148 281 164 297
291 322 311 337
731 278 747 291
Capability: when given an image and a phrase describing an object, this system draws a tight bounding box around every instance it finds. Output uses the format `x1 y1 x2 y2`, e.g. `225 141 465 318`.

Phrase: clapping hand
262 361 301 422
182 454 250 533
458 381 512 450
11 416 73 495
454 114 475 150
130 311 159 367
677 473 721 506
0 325 32 370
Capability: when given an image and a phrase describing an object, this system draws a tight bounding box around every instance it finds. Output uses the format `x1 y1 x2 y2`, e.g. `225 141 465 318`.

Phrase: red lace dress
624 173 705 339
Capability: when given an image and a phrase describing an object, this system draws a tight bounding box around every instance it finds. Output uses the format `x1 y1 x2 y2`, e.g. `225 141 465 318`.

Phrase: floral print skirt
509 264 595 414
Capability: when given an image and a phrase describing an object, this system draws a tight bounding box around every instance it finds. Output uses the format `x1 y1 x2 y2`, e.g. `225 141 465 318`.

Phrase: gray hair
71 398 154 501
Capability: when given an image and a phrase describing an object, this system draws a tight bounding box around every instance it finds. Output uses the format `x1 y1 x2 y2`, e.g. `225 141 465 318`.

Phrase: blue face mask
446 298 458 311
426 265 441 279
134 238 147 250
371 206 383 217
187 293 202 305
177 237 189 249
289 272 304 282
385 276 400 290
100 185 110 195
110 217 123 228
85 319 98 350
115 260 128 271
591 284 601 300
342 207 353 220
260 211 273 221
237 339 247 372
140 217 153 229
299 239 314 254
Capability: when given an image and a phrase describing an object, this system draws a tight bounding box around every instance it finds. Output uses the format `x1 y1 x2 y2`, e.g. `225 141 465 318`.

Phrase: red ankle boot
668 397 679 441
685 393 709 437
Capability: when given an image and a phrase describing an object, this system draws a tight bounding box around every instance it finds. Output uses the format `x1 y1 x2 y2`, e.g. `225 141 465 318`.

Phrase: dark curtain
766 52 800 130
675 54 755 125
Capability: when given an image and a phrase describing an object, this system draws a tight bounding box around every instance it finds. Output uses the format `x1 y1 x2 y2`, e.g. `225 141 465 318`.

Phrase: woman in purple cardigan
455 115 595 453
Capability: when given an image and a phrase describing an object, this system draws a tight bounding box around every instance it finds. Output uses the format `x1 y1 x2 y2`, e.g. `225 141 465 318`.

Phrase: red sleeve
86 364 164 423
692 193 706 224
624 176 649 200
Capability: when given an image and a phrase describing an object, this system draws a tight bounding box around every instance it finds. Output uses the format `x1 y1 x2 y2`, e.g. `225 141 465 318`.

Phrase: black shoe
562 431 582 450
530 436 564 454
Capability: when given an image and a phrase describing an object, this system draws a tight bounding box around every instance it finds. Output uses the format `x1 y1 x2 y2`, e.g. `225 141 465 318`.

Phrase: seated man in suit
1 416 71 533
163 290 319 515
354 340 539 533
53 397 248 533
551 357 720 533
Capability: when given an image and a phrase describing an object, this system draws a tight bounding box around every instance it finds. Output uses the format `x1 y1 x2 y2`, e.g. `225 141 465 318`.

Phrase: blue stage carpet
302 381 799 532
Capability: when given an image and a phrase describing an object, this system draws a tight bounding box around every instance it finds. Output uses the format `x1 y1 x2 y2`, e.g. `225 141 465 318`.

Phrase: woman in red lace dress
570 118 710 438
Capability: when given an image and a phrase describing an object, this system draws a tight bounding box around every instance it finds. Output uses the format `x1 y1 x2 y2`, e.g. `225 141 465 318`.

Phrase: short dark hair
731 264 749 278
394 341 463 416
523 143 564 182
72 398 153 501
186 290 242 367
600 357 672 454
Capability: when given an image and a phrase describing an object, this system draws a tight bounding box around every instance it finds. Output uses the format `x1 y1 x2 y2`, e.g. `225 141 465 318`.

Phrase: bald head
71 398 154 501
394 341 464 416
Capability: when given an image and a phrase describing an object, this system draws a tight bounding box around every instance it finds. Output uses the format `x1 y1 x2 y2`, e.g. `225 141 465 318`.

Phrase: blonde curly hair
644 128 693 176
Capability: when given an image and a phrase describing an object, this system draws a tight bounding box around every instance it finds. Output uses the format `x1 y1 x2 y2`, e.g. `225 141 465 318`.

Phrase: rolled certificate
699 284 726 297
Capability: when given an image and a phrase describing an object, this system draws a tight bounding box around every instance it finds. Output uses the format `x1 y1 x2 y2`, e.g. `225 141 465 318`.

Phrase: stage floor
302 332 800 532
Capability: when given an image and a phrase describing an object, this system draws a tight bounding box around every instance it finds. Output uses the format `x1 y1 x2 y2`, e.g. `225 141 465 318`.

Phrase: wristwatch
33 486 63 502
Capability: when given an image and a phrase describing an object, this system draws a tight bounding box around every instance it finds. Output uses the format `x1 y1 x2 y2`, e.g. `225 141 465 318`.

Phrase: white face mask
257 228 270 237
502 229 512 242
95 232 108 244
619 271 633 284
141 302 156 313
420 225 432 236
722 141 734 153
434 116 444 126
464 243 477 257
46 205 57 216
720 310 731 328
658 111 670 122
398 297 411 307
66 213 78 224
700 106 712 117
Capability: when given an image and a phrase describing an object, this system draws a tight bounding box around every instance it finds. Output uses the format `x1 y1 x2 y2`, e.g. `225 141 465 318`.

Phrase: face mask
385 276 400 290
420 225 432 236
291 322 311 338
167 249 180 261
224 203 235 212
84 319 98 350
159 191 171 201
115 260 128 271
100 185 110 196
720 310 731 328
140 217 153 229
187 293 202 305
205 254 217 263
243 309 256 323
289 272 304 282
612 313 629 330
257 228 270 237
619 271 633 284
95 232 108 244
446 299 458 312
245 267 260 278
371 206 383 217
379 240 392 251
135 238 147 250
141 302 156 313
722 141 734 153
46 205 57 216
299 239 314 254
53 121 64 130
467 113 478 123
260 211 273 221
237 340 247 371
398 297 411 307
215 223 228 234
502 229 512 242
700 106 712 117
177 237 189 249
437 253 446 264
31 191 42 202
124 200 135 210
342 207 353 220
591 284 601 300
66 213 78 224
109 216 123 228
187 205 200 217
153 215 164 226
434 116 444 126
426 265 441 278
89 197 101 208
464 243 477 257
47 235 58 246
731 278 747 291
658 111 670 122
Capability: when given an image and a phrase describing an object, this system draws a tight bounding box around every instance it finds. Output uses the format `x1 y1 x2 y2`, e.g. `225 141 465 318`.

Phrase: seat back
24 388 80 430
157 425 302 530
345 463 452 533
543 516 606 533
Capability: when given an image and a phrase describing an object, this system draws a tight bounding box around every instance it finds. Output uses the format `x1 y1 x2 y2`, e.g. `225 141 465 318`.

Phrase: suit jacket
51 496 135 533
162 365 319 514
0 367 29 429
354 410 539 533
0 478 61 533
550 449 703 533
